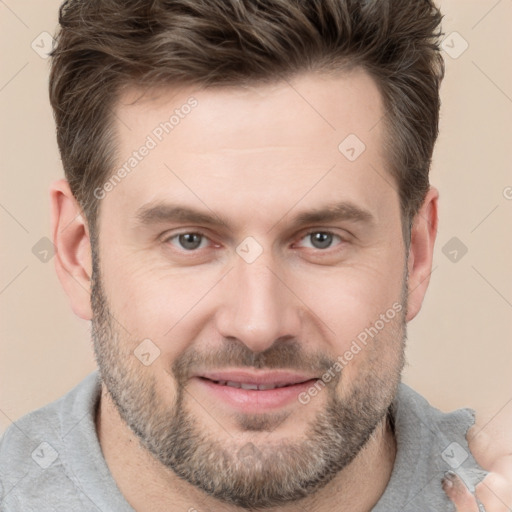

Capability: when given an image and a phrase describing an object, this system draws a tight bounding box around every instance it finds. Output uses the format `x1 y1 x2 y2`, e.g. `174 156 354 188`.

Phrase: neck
96 385 396 512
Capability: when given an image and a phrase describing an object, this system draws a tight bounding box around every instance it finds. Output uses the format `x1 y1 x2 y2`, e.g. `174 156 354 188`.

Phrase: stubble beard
90 248 407 509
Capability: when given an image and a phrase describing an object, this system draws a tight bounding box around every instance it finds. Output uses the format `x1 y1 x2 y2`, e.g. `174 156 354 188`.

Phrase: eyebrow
135 204 228 227
288 202 374 228
134 201 375 231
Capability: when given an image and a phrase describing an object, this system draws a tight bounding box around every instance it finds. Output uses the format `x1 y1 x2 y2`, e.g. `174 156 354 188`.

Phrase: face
91 69 408 508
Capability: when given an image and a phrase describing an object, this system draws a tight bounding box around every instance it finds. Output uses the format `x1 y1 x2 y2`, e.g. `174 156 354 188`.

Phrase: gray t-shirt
0 372 487 511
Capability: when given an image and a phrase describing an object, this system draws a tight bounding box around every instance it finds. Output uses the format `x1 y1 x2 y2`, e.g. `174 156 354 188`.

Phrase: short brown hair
49 0 444 236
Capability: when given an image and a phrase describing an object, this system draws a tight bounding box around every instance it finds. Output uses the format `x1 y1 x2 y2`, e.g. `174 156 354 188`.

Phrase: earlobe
406 187 439 322
50 179 93 320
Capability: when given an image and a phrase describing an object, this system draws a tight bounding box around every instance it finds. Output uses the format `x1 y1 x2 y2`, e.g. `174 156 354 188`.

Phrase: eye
297 231 343 250
167 232 209 251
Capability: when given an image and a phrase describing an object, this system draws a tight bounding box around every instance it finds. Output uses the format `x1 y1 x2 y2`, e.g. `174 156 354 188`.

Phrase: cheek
294 261 405 348
291 256 406 391
100 252 221 355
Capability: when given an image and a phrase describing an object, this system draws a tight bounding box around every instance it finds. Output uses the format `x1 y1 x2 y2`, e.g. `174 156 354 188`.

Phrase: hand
442 424 512 511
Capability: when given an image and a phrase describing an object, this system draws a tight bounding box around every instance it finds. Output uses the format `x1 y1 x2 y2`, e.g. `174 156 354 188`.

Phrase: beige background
1 0 511 438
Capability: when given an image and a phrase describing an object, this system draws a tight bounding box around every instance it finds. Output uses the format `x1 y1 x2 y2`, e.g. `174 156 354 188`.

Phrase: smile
203 378 304 390
192 372 319 412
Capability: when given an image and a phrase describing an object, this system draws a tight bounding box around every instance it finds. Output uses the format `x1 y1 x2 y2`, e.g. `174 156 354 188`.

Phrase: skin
50 69 509 511
449 427 512 511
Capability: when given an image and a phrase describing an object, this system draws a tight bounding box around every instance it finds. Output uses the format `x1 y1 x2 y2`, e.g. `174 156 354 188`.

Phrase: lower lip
193 377 318 412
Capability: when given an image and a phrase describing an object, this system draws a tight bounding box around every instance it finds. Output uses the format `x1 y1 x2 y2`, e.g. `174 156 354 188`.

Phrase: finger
442 471 480 512
476 473 512 512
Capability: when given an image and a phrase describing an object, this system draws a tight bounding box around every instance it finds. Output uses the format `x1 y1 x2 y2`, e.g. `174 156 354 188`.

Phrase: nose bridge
216 248 300 352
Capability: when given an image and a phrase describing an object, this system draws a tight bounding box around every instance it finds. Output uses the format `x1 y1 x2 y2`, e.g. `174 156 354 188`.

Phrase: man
0 0 510 510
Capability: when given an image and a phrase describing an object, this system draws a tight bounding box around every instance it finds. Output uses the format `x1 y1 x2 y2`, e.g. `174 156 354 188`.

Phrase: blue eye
169 233 208 250
299 232 342 250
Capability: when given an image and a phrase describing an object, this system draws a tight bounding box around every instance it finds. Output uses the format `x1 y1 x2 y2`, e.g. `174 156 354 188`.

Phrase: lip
191 370 319 413
196 370 317 387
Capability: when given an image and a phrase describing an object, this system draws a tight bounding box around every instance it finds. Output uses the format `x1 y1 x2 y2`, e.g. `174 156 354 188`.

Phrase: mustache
171 337 338 385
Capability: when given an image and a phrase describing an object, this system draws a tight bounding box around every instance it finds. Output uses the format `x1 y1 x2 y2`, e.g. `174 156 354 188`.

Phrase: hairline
89 63 414 247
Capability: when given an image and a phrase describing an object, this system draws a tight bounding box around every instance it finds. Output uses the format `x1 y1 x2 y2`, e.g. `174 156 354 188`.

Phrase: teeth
240 383 259 390
258 384 280 390
215 380 290 390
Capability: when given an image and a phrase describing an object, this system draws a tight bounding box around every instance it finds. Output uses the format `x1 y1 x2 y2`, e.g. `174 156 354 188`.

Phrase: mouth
191 370 319 412
199 378 307 391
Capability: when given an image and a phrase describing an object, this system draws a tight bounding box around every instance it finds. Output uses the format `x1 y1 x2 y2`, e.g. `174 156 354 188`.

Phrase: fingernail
442 470 456 489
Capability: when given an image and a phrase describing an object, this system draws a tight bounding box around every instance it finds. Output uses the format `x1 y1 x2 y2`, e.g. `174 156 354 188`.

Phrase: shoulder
0 372 101 511
373 383 489 511
394 382 477 434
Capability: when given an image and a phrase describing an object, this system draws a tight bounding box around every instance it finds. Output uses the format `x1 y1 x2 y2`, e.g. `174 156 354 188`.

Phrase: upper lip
195 370 317 387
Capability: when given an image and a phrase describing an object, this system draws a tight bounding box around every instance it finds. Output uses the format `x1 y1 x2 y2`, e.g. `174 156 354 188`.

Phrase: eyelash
297 230 344 250
164 231 215 251
163 230 345 252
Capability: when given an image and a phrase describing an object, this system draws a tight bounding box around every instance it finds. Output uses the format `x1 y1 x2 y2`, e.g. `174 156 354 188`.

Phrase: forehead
117 69 384 150
102 69 396 231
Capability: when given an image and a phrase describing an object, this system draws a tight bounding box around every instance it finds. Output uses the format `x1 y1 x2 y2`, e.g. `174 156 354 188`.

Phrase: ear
406 187 439 322
50 179 93 320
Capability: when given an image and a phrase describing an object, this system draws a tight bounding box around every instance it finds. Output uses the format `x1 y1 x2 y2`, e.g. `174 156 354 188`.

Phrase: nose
215 253 302 353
